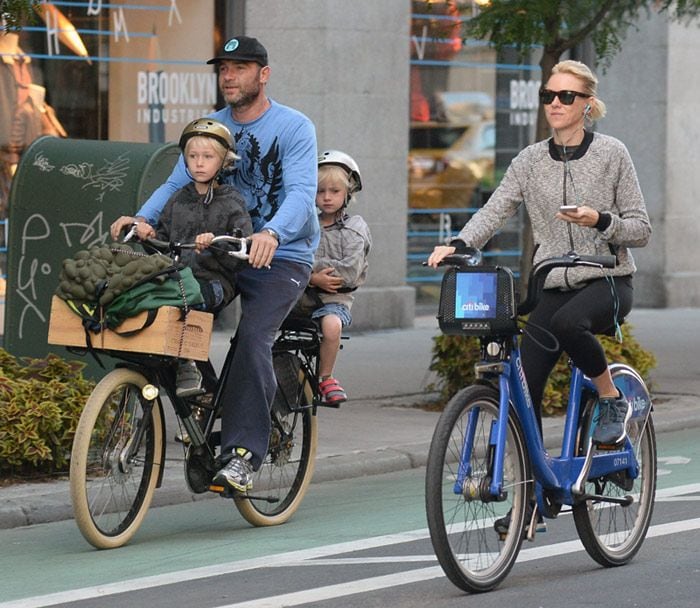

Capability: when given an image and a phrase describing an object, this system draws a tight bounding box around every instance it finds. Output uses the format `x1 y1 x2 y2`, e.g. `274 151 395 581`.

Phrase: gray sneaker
176 360 205 398
592 394 631 445
212 450 254 492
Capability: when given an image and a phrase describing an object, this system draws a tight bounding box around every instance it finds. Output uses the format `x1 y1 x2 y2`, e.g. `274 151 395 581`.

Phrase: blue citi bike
425 249 656 593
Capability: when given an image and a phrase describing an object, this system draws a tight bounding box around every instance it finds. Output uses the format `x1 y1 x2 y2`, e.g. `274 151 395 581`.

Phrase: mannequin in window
1 29 27 219
0 29 29 167
0 27 66 218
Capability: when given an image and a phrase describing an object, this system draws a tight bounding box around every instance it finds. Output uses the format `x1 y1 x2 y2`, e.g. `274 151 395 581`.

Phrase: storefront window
0 0 221 284
408 0 540 302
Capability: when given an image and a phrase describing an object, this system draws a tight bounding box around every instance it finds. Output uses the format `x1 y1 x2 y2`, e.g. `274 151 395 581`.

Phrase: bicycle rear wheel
425 384 530 593
235 355 317 526
70 368 164 549
573 365 657 566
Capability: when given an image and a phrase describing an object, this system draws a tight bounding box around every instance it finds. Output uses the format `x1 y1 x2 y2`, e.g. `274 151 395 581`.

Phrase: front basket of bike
437 265 518 337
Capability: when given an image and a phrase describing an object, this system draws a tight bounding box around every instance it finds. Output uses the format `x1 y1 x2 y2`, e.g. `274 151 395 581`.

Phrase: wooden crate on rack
47 296 213 361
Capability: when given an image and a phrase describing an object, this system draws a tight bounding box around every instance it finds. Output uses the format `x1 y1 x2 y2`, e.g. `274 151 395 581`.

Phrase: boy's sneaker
319 377 348 406
592 394 631 446
212 448 254 493
176 360 205 398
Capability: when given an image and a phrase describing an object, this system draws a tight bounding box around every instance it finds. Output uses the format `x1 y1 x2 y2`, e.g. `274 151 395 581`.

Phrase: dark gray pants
219 258 310 469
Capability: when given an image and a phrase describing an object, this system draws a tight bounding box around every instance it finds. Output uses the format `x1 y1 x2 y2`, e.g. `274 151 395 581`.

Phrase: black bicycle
68 235 327 549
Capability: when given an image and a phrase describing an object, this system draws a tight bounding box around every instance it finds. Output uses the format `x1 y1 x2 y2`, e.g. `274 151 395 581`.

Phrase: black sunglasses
539 88 590 105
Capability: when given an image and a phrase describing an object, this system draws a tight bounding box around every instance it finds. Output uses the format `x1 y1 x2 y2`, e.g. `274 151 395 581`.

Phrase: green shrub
429 323 656 415
0 349 95 478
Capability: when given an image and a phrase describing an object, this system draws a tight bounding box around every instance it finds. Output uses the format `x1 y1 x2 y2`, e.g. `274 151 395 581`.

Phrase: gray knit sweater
454 131 652 290
313 213 372 309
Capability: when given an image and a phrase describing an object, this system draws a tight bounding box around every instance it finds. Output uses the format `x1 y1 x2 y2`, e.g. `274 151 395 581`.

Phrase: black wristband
448 239 469 253
595 212 612 231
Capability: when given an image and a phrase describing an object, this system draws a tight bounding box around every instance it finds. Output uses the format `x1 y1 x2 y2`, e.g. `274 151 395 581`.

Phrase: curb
1 393 698 530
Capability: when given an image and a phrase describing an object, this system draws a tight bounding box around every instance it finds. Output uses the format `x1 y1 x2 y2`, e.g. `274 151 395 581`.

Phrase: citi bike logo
630 395 649 417
461 301 491 313
516 356 533 410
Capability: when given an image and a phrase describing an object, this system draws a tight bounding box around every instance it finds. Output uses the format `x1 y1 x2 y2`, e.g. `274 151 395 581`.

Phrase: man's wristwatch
261 228 279 242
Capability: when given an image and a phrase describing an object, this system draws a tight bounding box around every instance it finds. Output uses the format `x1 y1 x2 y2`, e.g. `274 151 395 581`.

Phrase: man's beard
227 84 261 111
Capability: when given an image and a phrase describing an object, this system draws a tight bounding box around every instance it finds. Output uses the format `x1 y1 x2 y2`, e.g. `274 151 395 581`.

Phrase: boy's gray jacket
453 132 652 290
313 214 372 309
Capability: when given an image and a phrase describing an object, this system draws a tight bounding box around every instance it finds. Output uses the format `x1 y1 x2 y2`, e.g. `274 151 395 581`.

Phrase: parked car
408 119 495 209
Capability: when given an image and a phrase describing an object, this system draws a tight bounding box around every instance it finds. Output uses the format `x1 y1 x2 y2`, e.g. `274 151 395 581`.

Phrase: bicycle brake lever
122 223 138 243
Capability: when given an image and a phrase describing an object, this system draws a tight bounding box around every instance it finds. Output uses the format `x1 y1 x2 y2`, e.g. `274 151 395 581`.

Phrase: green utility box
2 136 179 362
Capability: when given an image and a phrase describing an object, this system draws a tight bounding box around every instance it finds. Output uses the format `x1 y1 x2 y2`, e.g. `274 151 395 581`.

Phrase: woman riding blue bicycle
426 60 653 592
428 59 651 450
429 60 651 540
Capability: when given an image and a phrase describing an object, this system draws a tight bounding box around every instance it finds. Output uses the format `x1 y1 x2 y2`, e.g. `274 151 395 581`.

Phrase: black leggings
520 276 633 430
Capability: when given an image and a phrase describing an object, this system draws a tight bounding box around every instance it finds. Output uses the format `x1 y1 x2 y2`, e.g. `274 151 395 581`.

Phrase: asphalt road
1 425 699 608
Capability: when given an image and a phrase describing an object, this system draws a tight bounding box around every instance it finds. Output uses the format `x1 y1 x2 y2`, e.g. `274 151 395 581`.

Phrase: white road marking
657 456 692 465
657 496 700 502
658 455 692 476
3 484 700 608
218 520 700 608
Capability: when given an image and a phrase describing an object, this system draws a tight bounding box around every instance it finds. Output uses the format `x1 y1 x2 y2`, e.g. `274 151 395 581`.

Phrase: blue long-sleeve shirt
138 99 320 267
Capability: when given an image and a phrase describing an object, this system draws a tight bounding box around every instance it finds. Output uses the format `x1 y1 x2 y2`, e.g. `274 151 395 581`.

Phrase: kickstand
526 503 547 541
526 504 538 541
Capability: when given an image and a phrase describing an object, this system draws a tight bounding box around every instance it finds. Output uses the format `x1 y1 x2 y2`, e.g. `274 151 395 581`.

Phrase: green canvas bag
103 265 204 334
56 244 204 336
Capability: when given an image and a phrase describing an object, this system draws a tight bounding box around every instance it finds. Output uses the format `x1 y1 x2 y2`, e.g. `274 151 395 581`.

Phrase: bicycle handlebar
122 225 250 261
436 249 617 317
517 252 616 316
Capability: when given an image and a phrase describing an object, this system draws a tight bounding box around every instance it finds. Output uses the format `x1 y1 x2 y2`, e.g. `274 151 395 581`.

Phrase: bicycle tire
573 365 657 567
70 368 164 549
235 363 317 526
425 384 530 593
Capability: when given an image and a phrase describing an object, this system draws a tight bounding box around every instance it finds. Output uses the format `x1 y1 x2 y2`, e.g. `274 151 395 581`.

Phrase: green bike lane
0 466 432 604
1 426 698 606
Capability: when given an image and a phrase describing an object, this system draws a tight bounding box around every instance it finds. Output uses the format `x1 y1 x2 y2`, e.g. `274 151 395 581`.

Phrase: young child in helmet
153 118 253 399
297 150 372 405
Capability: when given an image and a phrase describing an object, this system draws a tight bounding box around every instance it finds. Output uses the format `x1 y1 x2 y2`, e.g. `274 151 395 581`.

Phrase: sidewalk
1 309 699 529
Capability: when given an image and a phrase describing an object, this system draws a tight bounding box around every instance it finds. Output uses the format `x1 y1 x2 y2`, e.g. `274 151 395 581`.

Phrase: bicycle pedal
532 521 547 535
191 393 214 408
496 520 546 543
208 484 252 499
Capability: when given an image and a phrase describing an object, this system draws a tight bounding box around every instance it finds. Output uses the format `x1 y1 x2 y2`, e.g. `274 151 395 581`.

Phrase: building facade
1 1 698 337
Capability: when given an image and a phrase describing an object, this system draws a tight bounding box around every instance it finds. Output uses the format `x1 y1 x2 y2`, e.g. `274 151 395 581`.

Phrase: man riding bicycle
111 36 319 493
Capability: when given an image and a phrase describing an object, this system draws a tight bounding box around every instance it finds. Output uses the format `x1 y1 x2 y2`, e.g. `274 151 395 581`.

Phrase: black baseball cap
206 36 268 66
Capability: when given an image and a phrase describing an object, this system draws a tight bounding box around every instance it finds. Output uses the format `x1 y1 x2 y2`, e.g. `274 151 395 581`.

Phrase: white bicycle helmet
318 150 362 194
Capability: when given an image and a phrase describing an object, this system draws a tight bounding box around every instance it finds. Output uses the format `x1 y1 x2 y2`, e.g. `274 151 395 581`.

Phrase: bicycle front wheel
425 384 530 593
573 366 657 567
70 368 164 549
235 358 317 526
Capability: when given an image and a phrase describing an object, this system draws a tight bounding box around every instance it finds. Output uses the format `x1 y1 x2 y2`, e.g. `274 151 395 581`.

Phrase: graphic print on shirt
232 130 283 224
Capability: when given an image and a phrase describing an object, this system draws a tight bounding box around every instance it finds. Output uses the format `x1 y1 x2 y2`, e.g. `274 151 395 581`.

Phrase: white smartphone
559 205 578 212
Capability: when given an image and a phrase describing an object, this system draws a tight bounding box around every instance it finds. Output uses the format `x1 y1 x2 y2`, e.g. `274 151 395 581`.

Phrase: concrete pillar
598 11 700 307
246 0 415 329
